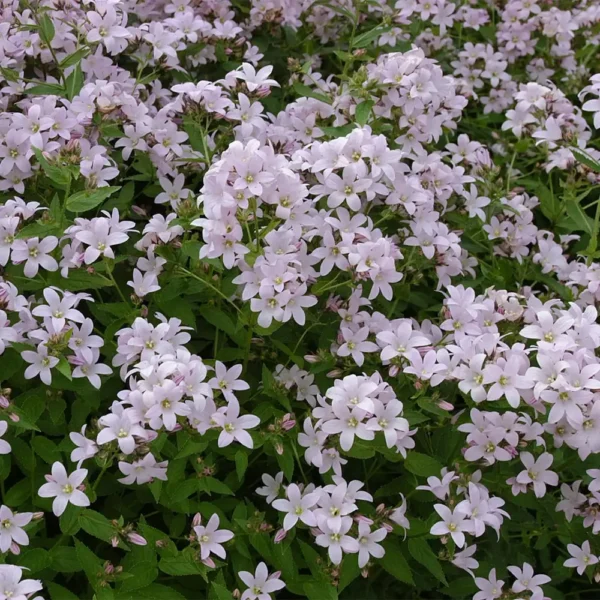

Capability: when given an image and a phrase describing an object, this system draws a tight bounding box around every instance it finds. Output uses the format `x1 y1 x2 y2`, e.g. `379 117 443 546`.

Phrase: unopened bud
361 567 369 578
132 205 147 217
269 570 282 581
32 512 44 520
233 590 240 599
389 365 399 377
382 522 393 533
193 513 202 527
111 536 119 548
327 369 343 378
127 533 147 546
9 542 20 555
104 562 115 575
437 400 454 411
8 413 19 422
304 354 320 364
376 503 386 515
201 557 216 568
354 514 374 525
0 396 9 409
274 528 287 543
274 443 284 455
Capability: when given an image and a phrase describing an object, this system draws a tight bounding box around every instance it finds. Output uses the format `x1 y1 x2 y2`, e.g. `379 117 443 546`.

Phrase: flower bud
382 522 393 533
32 512 44 520
8 413 19 422
274 443 284 455
111 536 119 547
0 396 9 409
127 533 147 546
304 354 320 364
274 528 287 543
437 400 454 411
202 557 216 568
9 542 20 555
268 570 282 581
327 369 343 378
192 513 202 527
104 562 115 575
389 365 399 377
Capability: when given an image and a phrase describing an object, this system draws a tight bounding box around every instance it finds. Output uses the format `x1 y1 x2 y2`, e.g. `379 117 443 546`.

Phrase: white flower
564 541 598 575
239 562 285 600
315 515 358 565
118 453 168 485
430 504 473 548
21 345 59 385
0 422 10 455
0 506 32 553
516 452 558 498
356 522 387 568
256 472 284 504
38 462 90 517
0 565 42 600
193 514 234 561
272 483 320 531
212 398 260 449
451 544 479 577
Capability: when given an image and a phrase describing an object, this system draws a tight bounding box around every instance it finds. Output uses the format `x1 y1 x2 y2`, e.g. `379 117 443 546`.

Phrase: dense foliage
1 0 600 599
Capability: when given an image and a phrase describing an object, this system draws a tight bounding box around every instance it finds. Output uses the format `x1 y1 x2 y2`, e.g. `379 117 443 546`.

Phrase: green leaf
380 540 414 585
59 47 90 69
119 560 158 592
571 147 600 173
51 546 82 573
79 509 118 543
407 538 447 585
47 582 80 600
18 548 51 573
65 63 84 100
355 99 374 126
32 436 61 464
211 583 233 600
66 186 121 212
60 504 82 535
38 14 55 44
235 451 248 481
117 584 186 600
25 82 66 96
56 357 72 381
32 147 71 187
200 477 235 496
75 539 103 590
565 200 595 236
304 582 338 600
292 82 332 104
202 307 243 343
404 452 443 478
4 479 30 506
0 67 19 83
353 25 392 48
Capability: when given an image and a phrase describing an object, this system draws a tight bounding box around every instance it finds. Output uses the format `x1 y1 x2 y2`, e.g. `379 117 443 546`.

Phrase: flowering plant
0 0 600 599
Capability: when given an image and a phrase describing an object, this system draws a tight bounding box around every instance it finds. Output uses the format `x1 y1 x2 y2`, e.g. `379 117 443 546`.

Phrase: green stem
105 265 129 304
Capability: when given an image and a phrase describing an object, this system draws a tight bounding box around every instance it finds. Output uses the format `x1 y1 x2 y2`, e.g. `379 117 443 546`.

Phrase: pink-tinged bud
132 205 147 217
282 420 296 431
111 536 119 548
234 37 246 47
8 413 19 422
304 354 320 364
66 138 80 151
140 305 148 318
171 423 183 432
376 503 386 515
414 380 423 390
193 513 202 527
232 590 240 599
0 396 9 409
9 542 20 555
437 400 454 411
506 445 519 458
255 86 272 99
86 267 96 274
201 557 215 568
268 571 282 581
45 474 54 483
259 523 270 532
104 562 115 574
354 515 374 525
127 533 147 546
224 47 233 55
389 365 399 377
41 151 52 161
310 528 321 537
275 443 284 455
450 408 465 425
440 536 448 545
274 528 287 543
361 567 369 578
155 539 166 548
382 522 393 533
77 484 86 492
32 512 44 520
595 572 600 584
327 369 343 378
